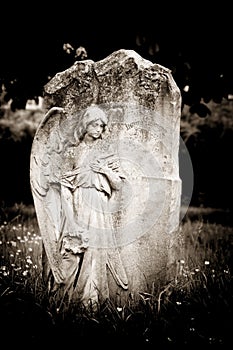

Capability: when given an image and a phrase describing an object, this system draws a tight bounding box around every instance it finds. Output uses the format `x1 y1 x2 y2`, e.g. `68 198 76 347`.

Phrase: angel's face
86 119 104 139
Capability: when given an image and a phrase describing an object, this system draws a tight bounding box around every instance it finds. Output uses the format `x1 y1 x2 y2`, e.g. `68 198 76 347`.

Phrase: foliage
179 98 233 209
0 107 44 141
0 206 233 347
181 98 233 142
0 108 43 205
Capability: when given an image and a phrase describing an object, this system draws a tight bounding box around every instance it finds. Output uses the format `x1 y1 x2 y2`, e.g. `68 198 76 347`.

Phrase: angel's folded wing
30 107 68 284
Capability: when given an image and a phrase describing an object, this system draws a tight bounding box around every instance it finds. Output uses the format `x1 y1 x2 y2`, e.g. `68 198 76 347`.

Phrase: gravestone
30 49 182 306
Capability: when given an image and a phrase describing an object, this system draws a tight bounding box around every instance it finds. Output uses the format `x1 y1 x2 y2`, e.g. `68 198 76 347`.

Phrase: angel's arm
90 159 125 190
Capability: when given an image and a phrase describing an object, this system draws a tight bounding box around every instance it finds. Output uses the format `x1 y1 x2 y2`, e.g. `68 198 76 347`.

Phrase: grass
0 204 233 348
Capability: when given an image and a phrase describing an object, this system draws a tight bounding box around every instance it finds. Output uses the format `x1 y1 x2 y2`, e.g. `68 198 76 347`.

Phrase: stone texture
30 49 182 304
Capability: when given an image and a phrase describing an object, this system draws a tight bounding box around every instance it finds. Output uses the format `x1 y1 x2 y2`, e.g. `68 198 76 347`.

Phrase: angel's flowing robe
50 139 128 305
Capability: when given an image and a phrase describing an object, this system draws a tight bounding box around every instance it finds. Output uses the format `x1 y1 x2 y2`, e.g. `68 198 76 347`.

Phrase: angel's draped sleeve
60 144 126 198
60 160 112 197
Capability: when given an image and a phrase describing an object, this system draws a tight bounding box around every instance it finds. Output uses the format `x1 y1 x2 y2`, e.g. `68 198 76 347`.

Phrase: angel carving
30 105 128 306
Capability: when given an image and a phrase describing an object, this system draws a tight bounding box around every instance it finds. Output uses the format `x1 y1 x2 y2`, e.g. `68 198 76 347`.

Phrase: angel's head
75 105 108 142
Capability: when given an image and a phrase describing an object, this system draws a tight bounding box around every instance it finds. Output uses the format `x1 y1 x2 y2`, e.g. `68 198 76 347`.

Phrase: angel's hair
74 105 108 142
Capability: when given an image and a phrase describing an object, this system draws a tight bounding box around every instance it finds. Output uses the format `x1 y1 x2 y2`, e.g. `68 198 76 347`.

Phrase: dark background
0 3 232 219
1 4 233 107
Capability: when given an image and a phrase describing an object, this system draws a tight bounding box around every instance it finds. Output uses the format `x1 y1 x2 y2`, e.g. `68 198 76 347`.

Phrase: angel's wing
30 107 69 284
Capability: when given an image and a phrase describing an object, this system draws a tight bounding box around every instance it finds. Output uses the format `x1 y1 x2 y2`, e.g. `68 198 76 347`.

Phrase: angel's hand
61 167 80 178
106 160 126 179
107 159 120 171
91 161 126 181
90 160 107 173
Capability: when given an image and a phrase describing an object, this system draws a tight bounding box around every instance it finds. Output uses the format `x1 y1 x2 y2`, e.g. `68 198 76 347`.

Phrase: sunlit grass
0 206 232 347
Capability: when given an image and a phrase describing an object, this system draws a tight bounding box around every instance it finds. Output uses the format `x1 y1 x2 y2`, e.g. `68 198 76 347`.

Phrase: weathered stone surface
30 49 182 305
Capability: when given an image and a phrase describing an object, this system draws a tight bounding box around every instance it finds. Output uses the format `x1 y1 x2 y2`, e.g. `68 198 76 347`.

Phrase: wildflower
26 258 33 264
117 307 123 312
10 241 17 247
28 247 33 252
204 260 210 265
22 270 28 276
